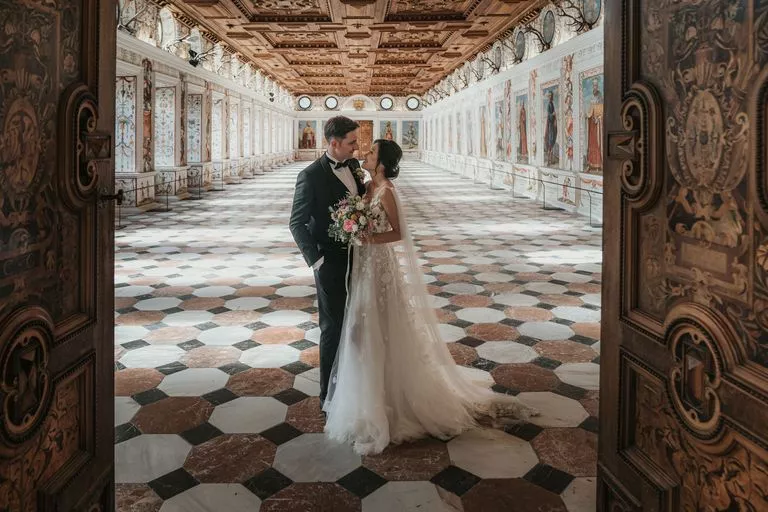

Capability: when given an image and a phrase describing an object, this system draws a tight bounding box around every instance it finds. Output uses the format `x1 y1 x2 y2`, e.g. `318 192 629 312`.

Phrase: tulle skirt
323 243 535 455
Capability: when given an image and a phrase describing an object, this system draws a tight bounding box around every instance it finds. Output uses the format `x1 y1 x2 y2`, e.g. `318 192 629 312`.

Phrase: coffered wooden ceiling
167 0 543 96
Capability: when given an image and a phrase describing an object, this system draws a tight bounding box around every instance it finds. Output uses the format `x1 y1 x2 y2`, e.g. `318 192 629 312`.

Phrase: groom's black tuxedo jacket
290 156 366 267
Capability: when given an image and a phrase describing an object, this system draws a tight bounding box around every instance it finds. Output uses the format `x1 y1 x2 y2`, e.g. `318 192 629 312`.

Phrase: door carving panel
0 0 116 509
601 1 768 510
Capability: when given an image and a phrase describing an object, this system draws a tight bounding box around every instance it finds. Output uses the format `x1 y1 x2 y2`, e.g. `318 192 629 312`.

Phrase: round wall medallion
324 96 338 110
380 97 393 110
542 11 556 45
514 31 526 61
0 310 54 444
406 97 420 110
298 96 311 110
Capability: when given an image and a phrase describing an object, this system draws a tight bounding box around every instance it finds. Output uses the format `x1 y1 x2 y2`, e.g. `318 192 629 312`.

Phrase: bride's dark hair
374 139 403 179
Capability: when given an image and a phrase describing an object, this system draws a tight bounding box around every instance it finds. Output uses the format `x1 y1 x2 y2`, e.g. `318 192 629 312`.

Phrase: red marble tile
271 297 314 310
567 283 602 294
438 273 474 283
300 346 320 367
363 438 450 481
484 283 524 294
471 264 503 273
236 286 277 297
505 307 554 322
152 286 195 297
132 397 214 434
206 277 241 286
448 342 479 366
184 434 276 483
532 428 598 477
213 310 262 325
180 297 225 310
462 479 567 512
286 397 325 433
260 483 361 512
450 295 493 308
114 311 165 325
491 364 560 392
128 277 164 286
534 340 598 363
537 294 585 307
426 284 443 295
144 326 199 344
434 309 458 323
181 346 241 368
516 272 552 282
227 368 295 396
115 297 138 310
283 276 314 286
115 368 164 396
580 391 599 418
571 322 601 341
431 258 464 265
252 327 305 344
115 484 162 512
466 323 519 342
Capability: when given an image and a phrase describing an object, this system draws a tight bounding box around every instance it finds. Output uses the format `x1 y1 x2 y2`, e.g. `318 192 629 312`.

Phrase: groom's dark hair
324 116 359 143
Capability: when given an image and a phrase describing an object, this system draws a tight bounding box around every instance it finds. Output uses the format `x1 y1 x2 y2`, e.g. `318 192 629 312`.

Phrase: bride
322 139 537 455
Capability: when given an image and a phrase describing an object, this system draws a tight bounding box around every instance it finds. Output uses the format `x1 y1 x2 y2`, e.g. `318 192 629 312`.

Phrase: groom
289 116 366 407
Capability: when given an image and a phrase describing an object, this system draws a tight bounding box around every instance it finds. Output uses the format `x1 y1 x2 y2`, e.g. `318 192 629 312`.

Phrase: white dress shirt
313 153 357 270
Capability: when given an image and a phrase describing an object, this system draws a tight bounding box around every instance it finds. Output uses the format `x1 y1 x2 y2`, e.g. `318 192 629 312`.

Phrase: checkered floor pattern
114 160 601 511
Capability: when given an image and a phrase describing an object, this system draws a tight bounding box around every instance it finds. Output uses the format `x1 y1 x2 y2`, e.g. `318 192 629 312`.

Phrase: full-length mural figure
495 100 504 158
466 109 474 155
299 120 316 149
517 94 529 164
543 84 559 166
380 120 396 141
479 105 488 158
582 73 604 174
402 121 419 150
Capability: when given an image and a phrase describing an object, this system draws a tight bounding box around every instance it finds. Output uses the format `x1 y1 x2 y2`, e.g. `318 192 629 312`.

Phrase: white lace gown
323 186 535 455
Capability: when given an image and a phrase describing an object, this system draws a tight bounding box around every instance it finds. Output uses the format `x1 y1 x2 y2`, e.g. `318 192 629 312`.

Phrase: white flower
359 216 367 225
351 224 359 233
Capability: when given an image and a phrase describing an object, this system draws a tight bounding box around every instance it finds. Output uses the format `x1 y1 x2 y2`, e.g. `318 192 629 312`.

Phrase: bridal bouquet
329 193 372 246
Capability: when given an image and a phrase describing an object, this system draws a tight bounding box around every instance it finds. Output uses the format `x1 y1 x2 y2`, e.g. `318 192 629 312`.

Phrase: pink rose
343 219 355 232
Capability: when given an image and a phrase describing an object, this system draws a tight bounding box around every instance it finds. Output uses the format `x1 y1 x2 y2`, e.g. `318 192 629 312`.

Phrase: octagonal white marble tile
456 307 507 324
159 484 261 512
239 344 300 368
293 367 320 396
273 433 360 482
193 286 237 298
208 397 287 433
518 392 589 428
119 345 186 368
476 342 539 364
456 366 494 388
224 297 270 311
474 272 514 283
518 321 575 341
440 282 485 295
492 293 540 307
134 297 182 311
260 310 312 327
552 306 601 323
115 285 154 298
447 428 538 479
115 396 140 426
555 362 600 391
115 325 149 344
198 326 253 346
115 434 192 483
275 285 316 298
158 368 230 396
438 324 466 343
164 311 215 326
524 282 569 295
362 482 453 512
561 477 597 512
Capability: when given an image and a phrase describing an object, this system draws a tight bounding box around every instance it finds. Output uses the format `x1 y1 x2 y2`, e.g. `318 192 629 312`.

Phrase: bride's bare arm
369 187 401 244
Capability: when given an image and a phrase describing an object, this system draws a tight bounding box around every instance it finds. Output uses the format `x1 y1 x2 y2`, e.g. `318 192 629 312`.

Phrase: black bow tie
330 157 354 170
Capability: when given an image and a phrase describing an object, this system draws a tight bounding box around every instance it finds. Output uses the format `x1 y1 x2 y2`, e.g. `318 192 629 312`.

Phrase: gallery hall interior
3 0 768 511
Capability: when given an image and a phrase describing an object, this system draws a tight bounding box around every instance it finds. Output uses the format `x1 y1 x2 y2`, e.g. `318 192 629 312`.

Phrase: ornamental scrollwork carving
58 84 109 211
0 307 54 446
611 81 664 209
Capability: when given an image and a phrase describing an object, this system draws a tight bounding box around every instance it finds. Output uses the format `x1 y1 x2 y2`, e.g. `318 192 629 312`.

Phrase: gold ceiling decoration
165 0 544 96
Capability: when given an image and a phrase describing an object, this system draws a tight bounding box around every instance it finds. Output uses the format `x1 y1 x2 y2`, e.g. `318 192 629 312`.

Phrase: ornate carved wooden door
600 1 768 510
0 0 116 509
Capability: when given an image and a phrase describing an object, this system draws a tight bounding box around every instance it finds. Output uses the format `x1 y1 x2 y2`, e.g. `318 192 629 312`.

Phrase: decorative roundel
542 10 556 45
514 31 526 61
380 97 394 110
297 96 311 110
324 96 338 110
582 0 602 25
406 97 420 110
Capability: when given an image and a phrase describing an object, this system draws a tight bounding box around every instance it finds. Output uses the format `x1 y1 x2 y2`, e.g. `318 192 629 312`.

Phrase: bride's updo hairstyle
374 139 403 179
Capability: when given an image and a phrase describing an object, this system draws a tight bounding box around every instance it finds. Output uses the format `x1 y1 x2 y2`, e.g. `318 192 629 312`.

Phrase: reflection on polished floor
114 160 601 512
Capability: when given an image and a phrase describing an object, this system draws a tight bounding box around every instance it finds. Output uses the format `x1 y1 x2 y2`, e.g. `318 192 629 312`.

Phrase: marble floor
114 160 602 512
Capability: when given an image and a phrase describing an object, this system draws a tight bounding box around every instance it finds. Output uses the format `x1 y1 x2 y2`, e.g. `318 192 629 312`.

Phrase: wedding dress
323 185 536 455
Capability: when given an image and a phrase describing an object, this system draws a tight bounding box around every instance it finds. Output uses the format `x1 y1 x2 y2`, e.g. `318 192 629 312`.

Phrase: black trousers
314 249 351 403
